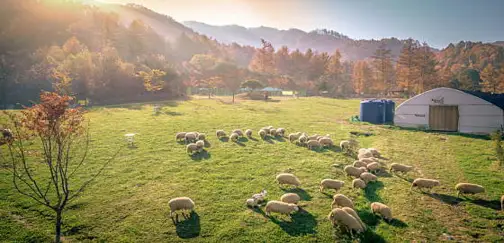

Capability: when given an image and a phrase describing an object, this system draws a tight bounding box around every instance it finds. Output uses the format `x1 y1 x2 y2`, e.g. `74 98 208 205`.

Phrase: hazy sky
100 0 504 48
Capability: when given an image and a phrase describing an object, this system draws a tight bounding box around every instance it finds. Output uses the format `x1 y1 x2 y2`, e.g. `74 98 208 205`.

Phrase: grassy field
1 97 503 242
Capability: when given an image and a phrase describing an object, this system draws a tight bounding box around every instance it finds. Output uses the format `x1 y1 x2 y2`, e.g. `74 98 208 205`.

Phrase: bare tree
0 92 120 243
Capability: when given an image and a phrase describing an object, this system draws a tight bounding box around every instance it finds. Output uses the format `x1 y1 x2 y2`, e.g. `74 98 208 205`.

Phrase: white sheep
411 178 440 191
368 148 381 157
320 179 345 192
331 194 354 209
184 132 198 144
298 134 308 145
370 202 393 222
260 127 271 134
366 162 381 174
270 129 278 136
258 129 267 139
195 140 205 149
344 165 366 177
318 137 334 147
352 178 367 189
246 198 258 207
342 207 366 230
327 208 364 238
389 163 414 174
197 133 206 141
353 161 367 168
216 130 226 138
280 193 301 204
232 129 244 137
276 173 301 187
175 132 187 141
360 172 378 183
455 183 485 197
265 200 299 216
289 132 302 142
169 197 195 221
186 143 201 154
340 140 350 150
307 134 320 140
230 132 239 142
245 129 253 138
276 128 286 137
359 157 378 164
306 139 322 150
252 189 267 203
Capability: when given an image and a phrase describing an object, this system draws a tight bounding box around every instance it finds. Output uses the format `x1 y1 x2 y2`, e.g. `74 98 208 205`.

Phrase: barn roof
462 90 504 110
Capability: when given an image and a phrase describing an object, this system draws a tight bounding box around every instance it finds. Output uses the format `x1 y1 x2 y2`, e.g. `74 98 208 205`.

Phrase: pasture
1 97 503 242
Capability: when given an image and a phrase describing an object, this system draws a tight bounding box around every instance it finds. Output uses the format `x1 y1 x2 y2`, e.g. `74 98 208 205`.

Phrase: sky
98 0 504 48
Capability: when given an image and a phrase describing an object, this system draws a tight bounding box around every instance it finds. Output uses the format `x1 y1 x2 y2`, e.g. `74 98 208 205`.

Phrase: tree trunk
232 92 235 103
55 209 62 243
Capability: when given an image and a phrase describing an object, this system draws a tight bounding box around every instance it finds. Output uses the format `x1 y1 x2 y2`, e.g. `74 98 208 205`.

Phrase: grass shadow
375 170 392 178
357 209 380 227
364 181 384 202
423 193 462 206
174 212 200 239
234 141 246 147
67 202 87 211
266 99 281 103
324 146 342 153
176 141 186 145
388 126 491 141
190 150 211 161
387 218 408 228
281 188 312 201
219 137 229 142
238 137 249 143
321 191 334 199
269 208 317 236
469 199 502 210
394 173 414 183
358 228 386 243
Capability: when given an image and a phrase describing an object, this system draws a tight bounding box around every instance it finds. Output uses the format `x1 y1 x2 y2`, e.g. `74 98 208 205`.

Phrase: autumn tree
1 92 119 243
138 69 167 92
318 50 342 95
414 43 439 93
480 64 502 93
213 61 243 103
241 79 264 91
396 38 419 96
352 60 373 94
249 39 275 75
371 43 394 94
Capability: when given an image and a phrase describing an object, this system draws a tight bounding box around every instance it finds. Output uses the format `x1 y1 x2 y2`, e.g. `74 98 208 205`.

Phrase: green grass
1 97 503 242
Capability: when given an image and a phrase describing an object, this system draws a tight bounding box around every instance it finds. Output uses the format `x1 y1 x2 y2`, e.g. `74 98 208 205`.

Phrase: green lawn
1 97 503 242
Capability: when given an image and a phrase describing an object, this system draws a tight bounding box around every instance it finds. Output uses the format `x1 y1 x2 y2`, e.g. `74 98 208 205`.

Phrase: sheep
245 129 253 138
331 194 354 209
175 132 187 141
260 127 271 134
411 178 440 191
276 173 301 187
366 162 381 174
216 130 226 138
276 128 286 137
353 161 367 168
359 157 378 164
358 151 374 160
186 143 202 154
258 129 267 139
230 132 239 142
368 148 381 157
352 178 367 189
185 132 198 144
455 183 485 197
370 202 393 222
288 132 302 142
307 134 320 140
306 139 322 150
168 197 195 221
389 163 414 174
270 129 278 137
196 133 206 141
327 208 364 237
360 172 378 183
195 140 205 149
318 137 334 147
340 140 350 150
265 200 299 216
232 129 244 137
501 195 504 211
298 134 308 145
246 198 258 207
280 193 301 204
320 179 345 192
252 189 267 203
342 207 366 230
344 165 366 177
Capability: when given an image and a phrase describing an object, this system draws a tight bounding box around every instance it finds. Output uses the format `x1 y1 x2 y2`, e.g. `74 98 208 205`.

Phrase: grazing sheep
320 179 345 192
265 200 299 216
501 195 504 211
288 132 302 142
318 137 334 147
270 129 278 137
298 134 308 145
359 157 378 164
370 202 393 222
352 178 367 189
230 133 239 142
245 129 253 138
175 132 187 141
358 152 374 160
368 148 381 157
276 173 301 187
232 129 244 137
327 208 364 238
169 197 195 220
280 193 301 204
353 161 367 168
258 129 267 139
455 183 485 197
340 140 350 150
342 207 366 230
246 198 258 207
306 139 322 150
360 172 378 183
411 178 440 191
185 132 198 144
197 133 206 141
344 165 366 177
186 143 201 154
216 130 226 138
252 189 267 203
366 162 381 174
260 127 271 134
276 128 286 137
331 194 354 209
358 148 369 154
389 163 414 174
195 140 205 149
307 134 320 140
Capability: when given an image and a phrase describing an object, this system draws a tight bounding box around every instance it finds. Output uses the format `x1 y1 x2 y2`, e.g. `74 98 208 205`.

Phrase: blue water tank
384 100 395 124
360 100 385 124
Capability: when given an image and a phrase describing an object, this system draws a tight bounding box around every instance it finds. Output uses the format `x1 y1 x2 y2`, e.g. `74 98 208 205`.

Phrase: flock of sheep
168 127 504 238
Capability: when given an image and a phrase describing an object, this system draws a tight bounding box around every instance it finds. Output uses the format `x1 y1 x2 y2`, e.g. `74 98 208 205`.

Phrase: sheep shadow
423 193 462 206
163 111 183 116
357 209 380 227
219 137 229 142
269 208 317 236
281 188 312 201
394 173 414 183
176 141 186 145
238 137 249 143
204 140 211 148
321 191 334 199
233 141 246 147
323 146 342 153
364 181 384 202
174 212 200 239
387 218 408 228
375 170 392 178
358 228 386 243
273 136 286 142
248 137 259 142
190 150 211 161
263 137 274 144
468 199 502 210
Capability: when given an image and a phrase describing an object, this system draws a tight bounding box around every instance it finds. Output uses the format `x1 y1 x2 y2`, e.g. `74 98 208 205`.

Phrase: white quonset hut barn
394 87 504 134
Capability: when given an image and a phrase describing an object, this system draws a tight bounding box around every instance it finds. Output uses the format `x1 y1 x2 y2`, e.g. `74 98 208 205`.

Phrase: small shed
394 87 504 134
260 87 283 96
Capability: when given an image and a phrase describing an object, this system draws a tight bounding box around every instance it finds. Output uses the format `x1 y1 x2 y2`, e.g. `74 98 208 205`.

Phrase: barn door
429 106 459 131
